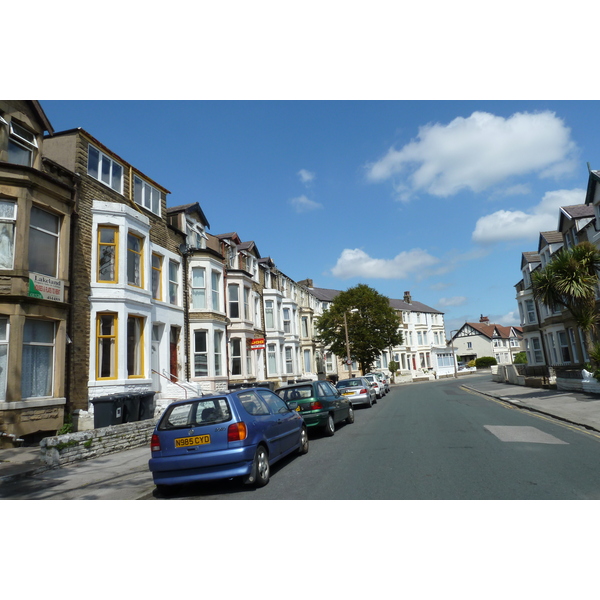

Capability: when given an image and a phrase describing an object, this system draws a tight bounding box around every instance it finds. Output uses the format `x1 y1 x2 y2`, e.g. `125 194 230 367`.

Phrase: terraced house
0 101 75 444
42 128 186 429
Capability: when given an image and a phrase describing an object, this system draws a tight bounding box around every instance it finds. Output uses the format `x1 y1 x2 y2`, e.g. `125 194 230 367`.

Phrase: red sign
251 338 265 350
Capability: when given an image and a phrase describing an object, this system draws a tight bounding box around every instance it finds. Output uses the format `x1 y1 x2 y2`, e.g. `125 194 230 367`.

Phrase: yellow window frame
97 226 119 283
96 312 118 380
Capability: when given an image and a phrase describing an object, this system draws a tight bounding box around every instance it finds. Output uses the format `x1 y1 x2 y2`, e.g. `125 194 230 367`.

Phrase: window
437 353 454 367
133 175 160 215
228 284 239 318
265 300 274 328
568 329 579 363
531 337 543 363
87 144 123 193
558 331 571 363
244 287 250 320
29 207 59 277
8 121 37 166
302 316 309 338
283 308 291 333
211 271 221 311
98 226 118 283
22 319 55 397
214 331 223 376
127 316 144 378
194 331 208 377
0 317 8 401
127 233 143 287
151 253 163 300
0 200 16 270
191 267 206 309
97 313 117 379
526 300 536 323
169 261 179 304
231 338 242 375
268 343 277 375
304 349 311 372
285 347 293 374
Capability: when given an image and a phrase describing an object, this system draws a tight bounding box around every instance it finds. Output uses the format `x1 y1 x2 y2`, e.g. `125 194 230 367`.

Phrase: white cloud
330 248 440 280
472 188 585 244
494 310 520 326
298 169 315 184
438 296 468 307
365 111 578 199
289 195 323 213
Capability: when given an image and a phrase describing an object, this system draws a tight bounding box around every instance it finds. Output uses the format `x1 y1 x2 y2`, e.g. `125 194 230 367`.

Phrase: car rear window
158 398 231 430
338 379 362 388
277 385 314 402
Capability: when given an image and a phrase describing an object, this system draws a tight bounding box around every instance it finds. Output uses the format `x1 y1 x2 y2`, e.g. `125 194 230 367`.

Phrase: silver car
336 377 377 407
363 374 383 399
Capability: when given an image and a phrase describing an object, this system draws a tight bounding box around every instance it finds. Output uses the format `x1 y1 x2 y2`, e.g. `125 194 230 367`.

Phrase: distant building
449 316 524 365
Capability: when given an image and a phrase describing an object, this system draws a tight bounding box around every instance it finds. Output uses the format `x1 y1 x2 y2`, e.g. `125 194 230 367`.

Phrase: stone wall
40 418 156 467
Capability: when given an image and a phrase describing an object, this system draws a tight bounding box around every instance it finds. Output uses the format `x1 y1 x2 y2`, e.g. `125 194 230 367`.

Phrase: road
4 373 600 500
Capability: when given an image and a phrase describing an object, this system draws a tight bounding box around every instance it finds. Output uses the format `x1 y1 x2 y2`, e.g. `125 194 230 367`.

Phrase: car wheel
346 405 355 424
324 413 335 436
367 396 373 408
244 445 270 487
298 426 309 454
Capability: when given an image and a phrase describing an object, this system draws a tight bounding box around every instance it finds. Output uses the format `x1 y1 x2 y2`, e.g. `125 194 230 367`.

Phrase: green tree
513 351 527 364
315 284 404 374
531 241 600 366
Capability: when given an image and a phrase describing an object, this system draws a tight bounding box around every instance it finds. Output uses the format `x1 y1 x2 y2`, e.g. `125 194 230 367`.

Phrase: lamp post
449 329 459 379
344 308 358 377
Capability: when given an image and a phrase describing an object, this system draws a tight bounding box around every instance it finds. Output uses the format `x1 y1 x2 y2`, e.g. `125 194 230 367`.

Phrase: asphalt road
5 373 600 500
146 373 600 500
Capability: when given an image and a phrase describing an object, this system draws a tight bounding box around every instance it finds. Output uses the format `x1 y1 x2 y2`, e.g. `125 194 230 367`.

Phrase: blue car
149 387 308 490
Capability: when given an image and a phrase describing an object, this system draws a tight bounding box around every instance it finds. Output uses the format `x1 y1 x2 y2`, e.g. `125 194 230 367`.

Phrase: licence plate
174 434 211 448
342 392 354 395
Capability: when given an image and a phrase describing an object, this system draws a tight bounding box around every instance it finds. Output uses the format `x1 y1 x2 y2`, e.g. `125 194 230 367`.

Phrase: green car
276 380 354 436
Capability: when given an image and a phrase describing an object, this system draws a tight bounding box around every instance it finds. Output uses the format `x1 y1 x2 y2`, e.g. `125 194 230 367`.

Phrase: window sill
0 397 66 410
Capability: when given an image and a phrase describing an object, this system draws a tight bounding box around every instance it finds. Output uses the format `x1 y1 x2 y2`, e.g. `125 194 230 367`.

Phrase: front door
170 326 180 382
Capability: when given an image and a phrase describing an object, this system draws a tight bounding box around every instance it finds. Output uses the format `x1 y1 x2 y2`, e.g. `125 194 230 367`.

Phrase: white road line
484 425 568 444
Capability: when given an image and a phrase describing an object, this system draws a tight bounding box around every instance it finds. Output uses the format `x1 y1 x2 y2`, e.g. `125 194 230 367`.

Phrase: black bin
138 392 156 420
121 393 140 423
91 395 125 428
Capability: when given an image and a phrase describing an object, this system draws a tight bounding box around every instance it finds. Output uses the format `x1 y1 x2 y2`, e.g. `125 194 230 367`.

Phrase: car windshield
277 385 314 402
158 398 231 430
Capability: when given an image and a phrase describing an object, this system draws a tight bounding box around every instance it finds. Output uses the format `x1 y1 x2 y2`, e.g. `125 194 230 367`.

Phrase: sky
40 99 600 336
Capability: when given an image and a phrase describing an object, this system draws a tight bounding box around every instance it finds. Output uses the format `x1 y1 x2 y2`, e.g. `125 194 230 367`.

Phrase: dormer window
8 121 37 167
134 175 160 215
87 144 123 193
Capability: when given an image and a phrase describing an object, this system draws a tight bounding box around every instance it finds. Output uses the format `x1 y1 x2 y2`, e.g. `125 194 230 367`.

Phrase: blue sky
40 100 600 335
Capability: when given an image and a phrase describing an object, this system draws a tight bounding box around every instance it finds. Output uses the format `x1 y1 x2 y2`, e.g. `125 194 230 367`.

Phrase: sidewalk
460 377 600 433
4 374 600 487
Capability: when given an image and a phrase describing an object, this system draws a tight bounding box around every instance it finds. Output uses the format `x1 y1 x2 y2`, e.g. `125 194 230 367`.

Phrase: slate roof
461 322 523 340
560 204 595 219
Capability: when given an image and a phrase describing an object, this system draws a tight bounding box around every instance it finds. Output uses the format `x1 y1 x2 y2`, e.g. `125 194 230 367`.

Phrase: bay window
169 260 179 304
97 313 117 379
8 121 37 167
211 271 221 311
214 331 223 376
0 200 16 269
228 284 240 318
127 315 144 378
22 319 55 397
231 338 242 375
151 253 163 300
29 206 59 277
191 266 206 309
98 226 118 283
0 318 8 401
194 330 208 377
127 232 143 287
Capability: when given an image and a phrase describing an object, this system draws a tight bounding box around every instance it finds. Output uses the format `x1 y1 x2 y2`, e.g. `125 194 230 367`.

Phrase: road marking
484 425 568 444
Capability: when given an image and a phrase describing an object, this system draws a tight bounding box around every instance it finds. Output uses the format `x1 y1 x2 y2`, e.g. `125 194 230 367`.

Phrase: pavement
3 373 600 488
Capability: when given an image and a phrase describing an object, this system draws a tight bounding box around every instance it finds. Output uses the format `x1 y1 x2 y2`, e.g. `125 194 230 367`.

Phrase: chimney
480 315 489 323
403 291 412 304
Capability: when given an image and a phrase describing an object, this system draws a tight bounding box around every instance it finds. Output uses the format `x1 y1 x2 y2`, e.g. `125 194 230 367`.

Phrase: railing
152 369 190 399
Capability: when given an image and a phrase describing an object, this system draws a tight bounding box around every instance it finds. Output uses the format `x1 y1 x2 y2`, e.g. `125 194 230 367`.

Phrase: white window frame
87 144 123 193
133 175 161 215
8 121 37 166
0 200 17 270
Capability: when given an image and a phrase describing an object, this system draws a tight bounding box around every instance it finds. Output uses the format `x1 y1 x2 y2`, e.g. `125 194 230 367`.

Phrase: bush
475 356 497 368
513 352 527 364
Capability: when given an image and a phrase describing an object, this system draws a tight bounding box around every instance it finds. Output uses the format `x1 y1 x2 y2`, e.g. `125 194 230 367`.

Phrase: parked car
336 377 377 407
363 374 383 399
148 388 308 490
372 372 390 394
276 380 354 436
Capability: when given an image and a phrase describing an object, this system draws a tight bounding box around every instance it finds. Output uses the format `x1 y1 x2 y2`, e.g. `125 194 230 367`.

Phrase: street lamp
344 308 358 377
449 329 459 379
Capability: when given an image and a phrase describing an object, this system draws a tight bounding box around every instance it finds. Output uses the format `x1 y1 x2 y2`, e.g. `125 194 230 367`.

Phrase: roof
521 251 540 268
167 202 210 229
560 204 595 219
459 322 523 340
237 240 261 258
309 287 341 303
585 170 600 206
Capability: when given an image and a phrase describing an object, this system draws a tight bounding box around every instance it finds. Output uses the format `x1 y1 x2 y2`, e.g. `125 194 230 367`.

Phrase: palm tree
531 241 600 365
